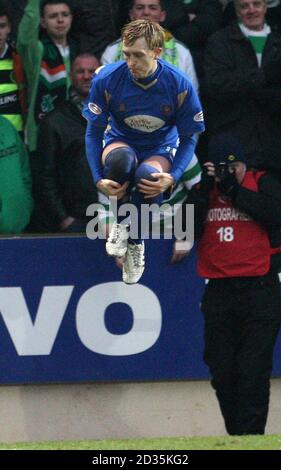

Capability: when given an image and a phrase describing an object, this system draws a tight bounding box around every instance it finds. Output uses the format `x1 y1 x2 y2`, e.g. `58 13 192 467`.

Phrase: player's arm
83 72 109 185
85 122 105 184
85 121 129 197
172 83 205 183
83 79 128 198
170 134 197 183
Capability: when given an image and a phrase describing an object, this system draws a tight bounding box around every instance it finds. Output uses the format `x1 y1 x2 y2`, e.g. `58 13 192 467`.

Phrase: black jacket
204 24 281 172
163 0 222 46
162 0 223 79
70 0 122 58
37 99 97 227
7 0 28 41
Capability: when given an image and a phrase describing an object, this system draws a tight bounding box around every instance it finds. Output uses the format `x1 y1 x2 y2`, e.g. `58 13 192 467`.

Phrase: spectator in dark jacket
204 0 281 173
162 0 223 80
36 53 100 232
70 0 122 59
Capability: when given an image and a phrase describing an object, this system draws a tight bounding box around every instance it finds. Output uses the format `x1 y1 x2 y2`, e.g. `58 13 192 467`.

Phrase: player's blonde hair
121 19 165 50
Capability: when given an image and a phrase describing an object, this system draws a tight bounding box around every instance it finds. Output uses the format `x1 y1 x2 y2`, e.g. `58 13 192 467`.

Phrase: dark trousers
201 270 281 435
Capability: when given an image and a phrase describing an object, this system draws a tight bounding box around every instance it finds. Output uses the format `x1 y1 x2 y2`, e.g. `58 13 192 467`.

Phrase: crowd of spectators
0 0 280 234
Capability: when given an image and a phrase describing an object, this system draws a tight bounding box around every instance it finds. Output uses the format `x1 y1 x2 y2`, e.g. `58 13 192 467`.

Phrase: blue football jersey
83 59 204 151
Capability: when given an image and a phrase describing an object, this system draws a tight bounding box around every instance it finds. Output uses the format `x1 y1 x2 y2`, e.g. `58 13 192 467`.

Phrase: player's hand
137 173 174 198
170 240 191 264
96 179 129 199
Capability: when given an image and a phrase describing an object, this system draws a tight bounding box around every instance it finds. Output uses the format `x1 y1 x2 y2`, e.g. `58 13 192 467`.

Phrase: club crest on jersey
161 104 173 115
193 111 204 122
88 102 102 115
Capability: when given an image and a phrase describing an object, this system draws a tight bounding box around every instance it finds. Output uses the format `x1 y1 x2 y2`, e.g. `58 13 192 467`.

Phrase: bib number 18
217 227 234 242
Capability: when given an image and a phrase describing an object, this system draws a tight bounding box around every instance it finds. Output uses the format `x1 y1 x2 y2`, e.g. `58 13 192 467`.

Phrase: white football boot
122 241 145 284
106 222 129 257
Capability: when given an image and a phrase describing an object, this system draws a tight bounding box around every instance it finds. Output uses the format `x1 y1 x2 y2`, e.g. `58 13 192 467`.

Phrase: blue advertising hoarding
0 236 280 384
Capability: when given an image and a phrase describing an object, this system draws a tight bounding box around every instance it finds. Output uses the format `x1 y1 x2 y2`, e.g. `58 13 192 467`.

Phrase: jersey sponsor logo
124 115 165 133
193 111 204 122
88 102 103 115
0 93 17 107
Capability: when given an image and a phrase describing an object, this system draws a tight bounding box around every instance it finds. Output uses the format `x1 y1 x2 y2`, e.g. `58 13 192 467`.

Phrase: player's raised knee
134 163 160 185
103 147 137 184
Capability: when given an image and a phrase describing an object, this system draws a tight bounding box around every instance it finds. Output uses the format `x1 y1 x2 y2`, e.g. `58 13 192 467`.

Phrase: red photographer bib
197 171 271 278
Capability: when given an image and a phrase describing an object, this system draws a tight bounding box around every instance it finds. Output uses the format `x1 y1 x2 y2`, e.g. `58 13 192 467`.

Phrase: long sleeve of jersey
83 70 109 184
173 83 204 183
85 122 105 184
170 134 196 183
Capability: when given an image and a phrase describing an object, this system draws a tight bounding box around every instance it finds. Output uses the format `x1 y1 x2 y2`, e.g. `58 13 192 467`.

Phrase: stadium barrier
0 235 280 441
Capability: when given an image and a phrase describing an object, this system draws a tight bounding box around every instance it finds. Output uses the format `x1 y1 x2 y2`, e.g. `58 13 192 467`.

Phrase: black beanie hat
208 133 246 166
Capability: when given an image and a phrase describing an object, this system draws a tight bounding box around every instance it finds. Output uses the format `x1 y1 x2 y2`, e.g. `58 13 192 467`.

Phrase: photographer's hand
199 162 215 193
218 168 239 197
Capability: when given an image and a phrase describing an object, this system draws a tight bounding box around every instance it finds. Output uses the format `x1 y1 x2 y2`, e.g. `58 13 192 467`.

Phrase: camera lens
216 163 228 178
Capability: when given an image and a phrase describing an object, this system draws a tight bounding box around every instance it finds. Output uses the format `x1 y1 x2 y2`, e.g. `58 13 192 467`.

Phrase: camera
215 162 229 179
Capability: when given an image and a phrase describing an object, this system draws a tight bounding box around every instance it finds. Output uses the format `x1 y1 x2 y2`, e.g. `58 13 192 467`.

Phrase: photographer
188 133 281 435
